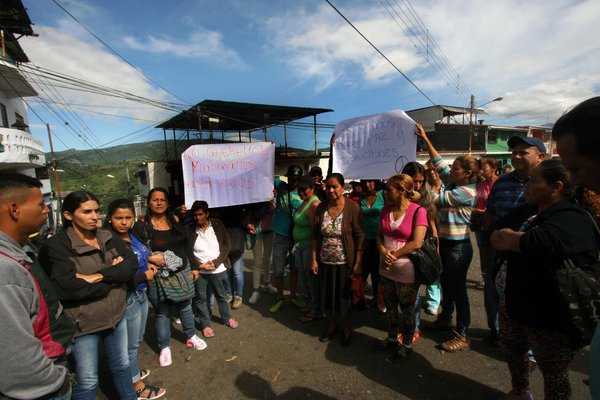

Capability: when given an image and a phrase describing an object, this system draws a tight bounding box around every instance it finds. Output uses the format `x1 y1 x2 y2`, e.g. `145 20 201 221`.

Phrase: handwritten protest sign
332 110 417 179
182 142 275 208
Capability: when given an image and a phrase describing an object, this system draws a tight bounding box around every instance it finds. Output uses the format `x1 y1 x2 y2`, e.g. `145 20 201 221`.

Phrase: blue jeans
195 271 231 327
414 278 442 331
425 278 442 310
224 253 244 297
125 289 148 383
272 233 294 277
293 241 320 314
147 282 196 349
71 317 136 400
439 238 473 337
477 233 500 334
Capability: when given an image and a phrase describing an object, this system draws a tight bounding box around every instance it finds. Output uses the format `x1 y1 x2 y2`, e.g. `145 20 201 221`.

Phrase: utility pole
47 123 62 226
468 94 475 155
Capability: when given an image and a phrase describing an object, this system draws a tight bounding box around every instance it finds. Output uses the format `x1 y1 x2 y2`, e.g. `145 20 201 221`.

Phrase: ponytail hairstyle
104 198 135 229
402 162 438 223
537 159 574 201
454 155 480 183
386 174 421 204
61 191 99 228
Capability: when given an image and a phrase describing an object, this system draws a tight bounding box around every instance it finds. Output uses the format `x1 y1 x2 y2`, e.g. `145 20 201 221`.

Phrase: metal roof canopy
0 0 35 63
157 99 333 132
408 104 487 117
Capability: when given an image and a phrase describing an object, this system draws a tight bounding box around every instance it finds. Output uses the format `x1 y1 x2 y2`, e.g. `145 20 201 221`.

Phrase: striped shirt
485 171 528 221
432 156 477 240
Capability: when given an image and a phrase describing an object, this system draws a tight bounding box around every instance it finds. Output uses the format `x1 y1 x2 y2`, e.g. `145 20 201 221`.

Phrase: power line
50 0 192 107
323 0 437 106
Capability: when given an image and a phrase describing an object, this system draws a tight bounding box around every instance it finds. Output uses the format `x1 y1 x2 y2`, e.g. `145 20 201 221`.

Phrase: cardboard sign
332 110 417 179
182 142 275 208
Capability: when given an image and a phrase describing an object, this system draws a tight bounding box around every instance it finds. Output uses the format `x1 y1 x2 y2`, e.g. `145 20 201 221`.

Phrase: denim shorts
272 233 295 277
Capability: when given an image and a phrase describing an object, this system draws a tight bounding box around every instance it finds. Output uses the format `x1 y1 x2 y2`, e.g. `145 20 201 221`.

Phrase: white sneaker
261 283 277 295
186 335 207 351
249 290 260 304
158 347 172 367
174 318 181 325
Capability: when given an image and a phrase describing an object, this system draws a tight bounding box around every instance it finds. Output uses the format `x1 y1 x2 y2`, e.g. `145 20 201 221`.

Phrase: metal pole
469 94 474 155
163 129 168 160
284 123 288 156
47 124 62 226
313 115 318 156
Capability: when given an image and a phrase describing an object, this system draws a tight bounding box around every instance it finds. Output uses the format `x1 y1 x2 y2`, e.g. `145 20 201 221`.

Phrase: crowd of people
0 96 599 399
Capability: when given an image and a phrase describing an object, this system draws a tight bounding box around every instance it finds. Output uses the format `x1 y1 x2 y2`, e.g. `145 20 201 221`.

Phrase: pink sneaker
158 347 172 367
186 334 207 350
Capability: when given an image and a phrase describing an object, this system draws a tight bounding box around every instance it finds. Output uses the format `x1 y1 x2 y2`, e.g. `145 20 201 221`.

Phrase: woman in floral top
311 173 365 347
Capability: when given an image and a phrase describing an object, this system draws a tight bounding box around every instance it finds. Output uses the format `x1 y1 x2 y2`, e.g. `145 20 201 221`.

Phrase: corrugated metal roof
157 100 333 132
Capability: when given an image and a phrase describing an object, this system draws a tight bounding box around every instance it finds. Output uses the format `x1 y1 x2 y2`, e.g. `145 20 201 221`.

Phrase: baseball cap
507 136 547 153
297 175 314 190
285 165 303 179
309 166 323 177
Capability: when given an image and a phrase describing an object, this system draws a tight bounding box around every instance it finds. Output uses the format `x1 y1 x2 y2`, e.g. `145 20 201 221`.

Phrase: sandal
299 313 319 323
440 333 470 352
202 327 215 338
139 368 150 381
226 318 239 329
136 384 166 400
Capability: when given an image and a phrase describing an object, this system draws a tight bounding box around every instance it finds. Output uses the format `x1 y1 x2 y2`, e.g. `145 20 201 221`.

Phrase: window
14 112 24 126
0 103 7 128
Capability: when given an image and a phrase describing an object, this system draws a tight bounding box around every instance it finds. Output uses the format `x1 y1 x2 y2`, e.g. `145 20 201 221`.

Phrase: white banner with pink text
182 142 275 208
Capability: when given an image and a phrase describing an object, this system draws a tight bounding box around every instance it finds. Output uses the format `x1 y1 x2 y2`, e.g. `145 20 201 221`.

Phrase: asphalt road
98 235 593 400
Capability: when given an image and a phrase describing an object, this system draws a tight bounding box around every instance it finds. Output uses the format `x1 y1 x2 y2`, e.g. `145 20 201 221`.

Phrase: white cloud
19 23 175 125
122 29 243 66
262 0 600 122
263 4 426 93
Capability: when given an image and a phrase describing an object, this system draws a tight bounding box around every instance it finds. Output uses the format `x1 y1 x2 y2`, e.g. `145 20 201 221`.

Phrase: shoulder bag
407 207 443 285
555 210 600 347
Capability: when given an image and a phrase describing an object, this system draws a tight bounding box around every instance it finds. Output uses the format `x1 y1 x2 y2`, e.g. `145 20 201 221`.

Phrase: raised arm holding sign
332 110 417 179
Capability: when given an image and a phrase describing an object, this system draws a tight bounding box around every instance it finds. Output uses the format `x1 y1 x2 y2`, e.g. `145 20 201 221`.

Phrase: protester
485 136 546 347
187 200 239 338
491 159 599 400
374 174 427 362
186 201 239 337
416 123 478 352
39 191 138 399
358 179 385 311
0 173 75 400
471 158 498 289
214 204 246 309
552 96 600 400
311 173 365 347
292 175 321 322
309 165 327 201
270 165 304 313
347 181 363 203
402 161 441 319
105 199 166 400
133 188 206 368
246 200 277 304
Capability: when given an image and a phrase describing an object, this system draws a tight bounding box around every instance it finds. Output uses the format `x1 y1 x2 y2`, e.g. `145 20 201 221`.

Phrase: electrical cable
323 0 437 106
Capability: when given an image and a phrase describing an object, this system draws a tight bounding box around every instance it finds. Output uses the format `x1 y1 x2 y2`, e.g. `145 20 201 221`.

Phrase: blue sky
18 0 600 153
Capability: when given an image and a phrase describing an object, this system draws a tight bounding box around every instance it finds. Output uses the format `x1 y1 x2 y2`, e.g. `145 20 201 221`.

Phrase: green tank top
293 196 318 244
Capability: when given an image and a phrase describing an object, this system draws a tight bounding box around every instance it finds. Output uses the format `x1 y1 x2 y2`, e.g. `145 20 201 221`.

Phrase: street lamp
469 96 504 154
478 97 504 108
